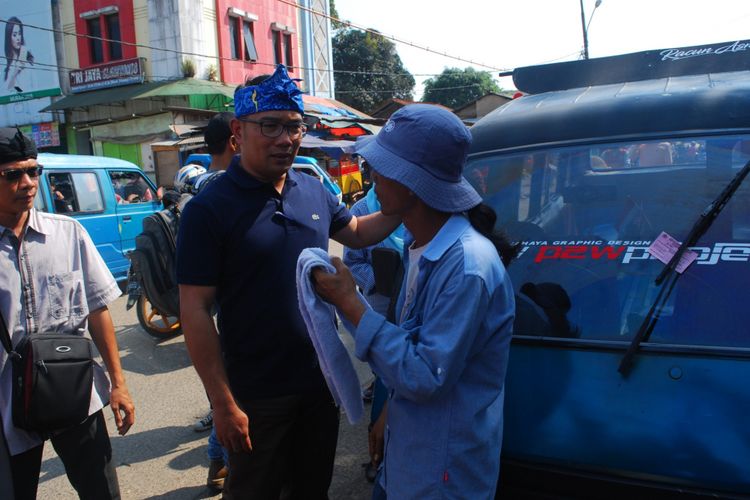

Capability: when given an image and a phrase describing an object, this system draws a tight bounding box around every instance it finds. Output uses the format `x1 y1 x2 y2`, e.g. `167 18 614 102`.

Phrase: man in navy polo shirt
176 65 400 499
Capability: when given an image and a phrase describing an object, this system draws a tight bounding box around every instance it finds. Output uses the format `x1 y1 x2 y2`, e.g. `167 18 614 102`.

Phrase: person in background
176 65 399 499
313 104 516 499
0 127 135 499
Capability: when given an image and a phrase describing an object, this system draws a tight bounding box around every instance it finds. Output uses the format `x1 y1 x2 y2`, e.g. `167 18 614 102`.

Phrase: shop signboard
69 58 146 93
0 0 62 104
19 121 60 148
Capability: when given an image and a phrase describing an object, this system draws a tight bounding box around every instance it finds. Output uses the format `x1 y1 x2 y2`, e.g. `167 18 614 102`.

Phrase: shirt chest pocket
47 270 88 319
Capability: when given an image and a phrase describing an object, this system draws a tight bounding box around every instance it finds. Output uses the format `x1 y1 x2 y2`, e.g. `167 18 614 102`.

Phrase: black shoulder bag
0 311 94 434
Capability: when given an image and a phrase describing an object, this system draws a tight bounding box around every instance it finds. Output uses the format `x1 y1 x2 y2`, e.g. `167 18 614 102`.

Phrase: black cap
204 112 235 155
0 127 37 165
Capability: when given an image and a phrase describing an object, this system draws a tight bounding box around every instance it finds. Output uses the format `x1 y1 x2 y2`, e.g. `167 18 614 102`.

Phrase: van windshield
466 134 750 348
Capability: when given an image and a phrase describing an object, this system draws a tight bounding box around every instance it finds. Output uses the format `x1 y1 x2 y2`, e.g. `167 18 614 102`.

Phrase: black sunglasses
0 165 43 182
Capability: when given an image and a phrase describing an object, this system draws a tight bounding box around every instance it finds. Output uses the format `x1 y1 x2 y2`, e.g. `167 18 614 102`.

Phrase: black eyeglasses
237 118 307 139
0 165 43 182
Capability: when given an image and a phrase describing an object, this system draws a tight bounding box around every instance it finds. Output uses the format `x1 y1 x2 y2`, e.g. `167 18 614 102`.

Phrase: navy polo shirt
176 157 352 400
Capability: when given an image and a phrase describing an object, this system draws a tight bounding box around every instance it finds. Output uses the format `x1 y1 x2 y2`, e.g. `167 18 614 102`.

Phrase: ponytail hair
467 203 520 267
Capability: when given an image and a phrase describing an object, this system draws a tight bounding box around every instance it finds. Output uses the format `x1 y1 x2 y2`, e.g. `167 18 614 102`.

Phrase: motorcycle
125 265 182 338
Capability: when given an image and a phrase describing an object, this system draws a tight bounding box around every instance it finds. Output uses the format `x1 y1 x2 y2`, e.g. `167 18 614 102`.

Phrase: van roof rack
508 39 750 95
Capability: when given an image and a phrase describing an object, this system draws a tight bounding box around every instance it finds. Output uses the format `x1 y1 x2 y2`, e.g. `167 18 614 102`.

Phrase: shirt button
23 284 30 290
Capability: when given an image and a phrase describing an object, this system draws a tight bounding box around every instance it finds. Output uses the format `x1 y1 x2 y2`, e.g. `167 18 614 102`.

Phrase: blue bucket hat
234 65 304 118
354 104 481 213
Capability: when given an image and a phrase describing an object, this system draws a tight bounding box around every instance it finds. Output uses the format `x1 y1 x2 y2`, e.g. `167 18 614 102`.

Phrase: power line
0 17 450 80
278 0 509 72
532 50 584 65
335 83 485 94
0 56 220 83
0 56 491 96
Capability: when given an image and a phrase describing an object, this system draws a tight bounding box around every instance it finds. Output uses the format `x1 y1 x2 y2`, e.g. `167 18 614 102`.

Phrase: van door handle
123 216 132 222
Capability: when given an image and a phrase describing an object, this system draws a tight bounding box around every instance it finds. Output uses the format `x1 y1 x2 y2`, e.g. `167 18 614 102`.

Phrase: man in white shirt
0 128 135 499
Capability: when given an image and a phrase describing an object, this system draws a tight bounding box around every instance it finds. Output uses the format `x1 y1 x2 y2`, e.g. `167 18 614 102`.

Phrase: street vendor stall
300 95 382 205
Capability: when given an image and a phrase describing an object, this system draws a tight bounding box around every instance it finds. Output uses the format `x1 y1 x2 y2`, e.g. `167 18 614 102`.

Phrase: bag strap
0 310 21 360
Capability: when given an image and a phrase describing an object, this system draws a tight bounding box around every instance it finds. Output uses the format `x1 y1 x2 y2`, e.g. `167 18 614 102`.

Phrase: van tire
136 294 182 338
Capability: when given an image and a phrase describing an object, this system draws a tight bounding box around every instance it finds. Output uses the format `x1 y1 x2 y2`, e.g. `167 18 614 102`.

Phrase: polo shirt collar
226 156 299 191
422 214 471 262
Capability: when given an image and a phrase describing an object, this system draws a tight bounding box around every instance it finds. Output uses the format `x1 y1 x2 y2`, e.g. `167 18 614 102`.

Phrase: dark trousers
223 391 340 500
9 410 120 500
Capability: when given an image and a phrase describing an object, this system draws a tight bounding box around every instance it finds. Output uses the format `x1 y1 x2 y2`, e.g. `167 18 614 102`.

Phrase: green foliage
181 59 196 78
421 67 501 109
333 29 415 114
329 0 346 30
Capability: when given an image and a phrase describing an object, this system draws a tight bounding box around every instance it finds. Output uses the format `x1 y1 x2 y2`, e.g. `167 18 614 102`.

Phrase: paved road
37 243 376 499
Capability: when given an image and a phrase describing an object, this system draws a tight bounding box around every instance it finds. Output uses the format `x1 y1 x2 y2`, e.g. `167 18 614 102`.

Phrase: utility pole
579 0 603 60
579 0 590 59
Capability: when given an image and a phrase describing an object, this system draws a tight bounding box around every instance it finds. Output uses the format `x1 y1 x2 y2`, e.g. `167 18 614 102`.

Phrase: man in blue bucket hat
314 104 517 499
176 65 400 499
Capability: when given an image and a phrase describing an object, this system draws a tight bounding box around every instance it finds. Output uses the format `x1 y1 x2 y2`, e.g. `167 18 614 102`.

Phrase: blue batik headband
234 65 304 118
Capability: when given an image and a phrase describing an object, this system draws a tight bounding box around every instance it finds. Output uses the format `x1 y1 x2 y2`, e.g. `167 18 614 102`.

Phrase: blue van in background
34 153 162 283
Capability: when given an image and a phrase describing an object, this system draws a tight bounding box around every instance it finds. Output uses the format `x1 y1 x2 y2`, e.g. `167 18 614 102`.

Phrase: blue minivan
468 40 750 498
33 153 162 283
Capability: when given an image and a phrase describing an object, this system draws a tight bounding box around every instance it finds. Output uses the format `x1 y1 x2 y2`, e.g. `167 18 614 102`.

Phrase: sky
332 0 750 97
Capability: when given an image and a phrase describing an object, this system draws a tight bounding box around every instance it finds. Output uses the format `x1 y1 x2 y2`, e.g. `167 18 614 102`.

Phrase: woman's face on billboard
11 24 22 51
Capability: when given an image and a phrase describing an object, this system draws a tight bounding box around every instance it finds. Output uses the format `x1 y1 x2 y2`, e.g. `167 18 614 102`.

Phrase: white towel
296 248 365 424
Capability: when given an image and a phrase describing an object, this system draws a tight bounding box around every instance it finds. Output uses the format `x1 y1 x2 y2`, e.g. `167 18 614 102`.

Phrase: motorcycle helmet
174 163 206 192
192 170 225 194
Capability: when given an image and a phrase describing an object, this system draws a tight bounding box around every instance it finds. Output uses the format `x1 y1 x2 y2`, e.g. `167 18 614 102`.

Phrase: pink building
73 0 138 69
215 0 300 85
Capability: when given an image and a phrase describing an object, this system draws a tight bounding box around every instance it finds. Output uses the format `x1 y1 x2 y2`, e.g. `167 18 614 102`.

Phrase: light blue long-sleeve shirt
354 214 515 499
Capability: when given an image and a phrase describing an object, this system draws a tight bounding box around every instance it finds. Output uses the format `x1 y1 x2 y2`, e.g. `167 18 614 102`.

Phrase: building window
83 9 122 64
283 33 293 67
87 18 104 64
105 13 122 60
228 9 258 63
272 30 282 65
242 20 258 61
229 16 240 60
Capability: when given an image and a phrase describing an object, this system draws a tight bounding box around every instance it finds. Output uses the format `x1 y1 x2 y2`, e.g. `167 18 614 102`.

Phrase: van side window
47 172 104 214
109 171 154 204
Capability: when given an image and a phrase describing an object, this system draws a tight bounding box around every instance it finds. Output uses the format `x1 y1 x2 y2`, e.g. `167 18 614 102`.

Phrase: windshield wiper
619 158 750 376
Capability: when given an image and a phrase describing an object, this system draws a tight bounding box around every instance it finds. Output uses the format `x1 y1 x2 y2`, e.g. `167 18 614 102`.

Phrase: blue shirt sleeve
342 199 376 294
176 199 222 286
327 189 352 236
354 270 496 403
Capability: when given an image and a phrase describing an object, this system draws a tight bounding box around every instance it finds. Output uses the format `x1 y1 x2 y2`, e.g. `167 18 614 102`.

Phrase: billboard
0 2 62 105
